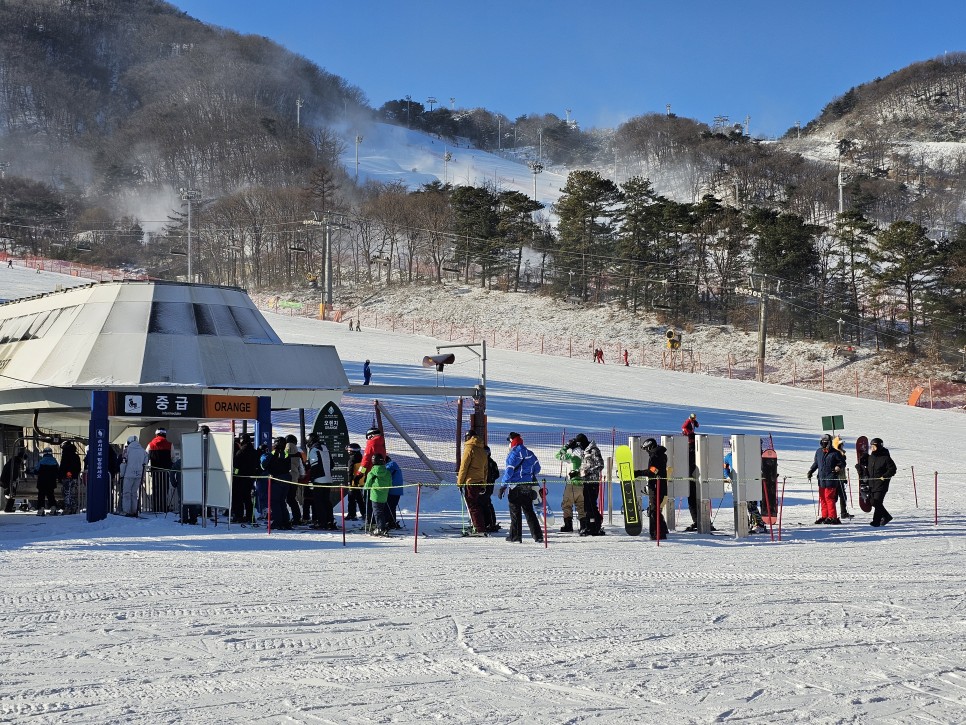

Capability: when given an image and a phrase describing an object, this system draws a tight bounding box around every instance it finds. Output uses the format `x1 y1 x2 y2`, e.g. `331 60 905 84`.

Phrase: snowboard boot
840 504 854 519
577 517 589 535
559 517 574 532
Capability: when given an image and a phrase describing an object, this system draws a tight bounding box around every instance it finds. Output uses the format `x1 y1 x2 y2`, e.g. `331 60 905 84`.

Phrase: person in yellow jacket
364 453 392 536
457 429 489 535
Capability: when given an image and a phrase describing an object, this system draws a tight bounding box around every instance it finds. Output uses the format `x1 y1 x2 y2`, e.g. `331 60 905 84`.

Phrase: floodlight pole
180 187 201 282
436 340 487 436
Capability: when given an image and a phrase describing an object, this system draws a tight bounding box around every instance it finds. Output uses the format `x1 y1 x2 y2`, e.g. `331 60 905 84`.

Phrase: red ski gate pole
911 466 919 508
414 483 422 552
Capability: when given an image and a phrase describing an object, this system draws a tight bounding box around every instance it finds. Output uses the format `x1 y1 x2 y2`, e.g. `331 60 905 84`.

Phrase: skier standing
34 446 60 515
638 438 669 540
306 433 335 530
364 453 392 536
807 434 847 524
146 428 173 512
498 433 543 543
554 437 585 533
457 429 490 535
385 455 404 529
119 436 148 517
867 437 898 527
58 441 82 514
577 434 606 536
681 413 700 530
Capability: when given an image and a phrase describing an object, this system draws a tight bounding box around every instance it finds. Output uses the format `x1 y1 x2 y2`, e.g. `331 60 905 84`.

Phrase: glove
498 486 506 500
566 438 577 450
807 472 813 481
568 470 581 480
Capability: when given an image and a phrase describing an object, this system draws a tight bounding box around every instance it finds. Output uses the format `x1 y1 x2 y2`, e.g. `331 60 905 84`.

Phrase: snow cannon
423 353 456 372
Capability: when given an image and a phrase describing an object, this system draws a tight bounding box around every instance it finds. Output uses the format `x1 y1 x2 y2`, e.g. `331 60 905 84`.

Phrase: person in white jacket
120 435 148 517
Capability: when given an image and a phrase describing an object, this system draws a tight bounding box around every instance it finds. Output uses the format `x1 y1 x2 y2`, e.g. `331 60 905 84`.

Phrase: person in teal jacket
364 453 392 535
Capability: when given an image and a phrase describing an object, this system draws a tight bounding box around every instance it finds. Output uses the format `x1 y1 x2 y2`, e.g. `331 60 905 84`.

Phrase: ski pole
808 476 817 518
414 483 421 553
911 466 918 508
934 471 938 526
846 469 854 507
777 476 787 542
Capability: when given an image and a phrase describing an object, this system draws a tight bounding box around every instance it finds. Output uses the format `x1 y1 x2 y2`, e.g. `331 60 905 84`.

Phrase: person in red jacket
358 427 387 527
146 428 173 513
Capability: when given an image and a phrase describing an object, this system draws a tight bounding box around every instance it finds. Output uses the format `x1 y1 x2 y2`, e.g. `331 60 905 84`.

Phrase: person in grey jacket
120 435 148 517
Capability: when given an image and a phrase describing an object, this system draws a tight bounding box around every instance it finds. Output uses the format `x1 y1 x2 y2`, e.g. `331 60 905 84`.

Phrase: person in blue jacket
385 455 404 529
807 434 847 524
498 432 543 543
363 359 372 385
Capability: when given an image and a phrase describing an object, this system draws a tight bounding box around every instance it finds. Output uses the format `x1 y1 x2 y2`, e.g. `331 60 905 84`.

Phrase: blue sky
174 0 966 138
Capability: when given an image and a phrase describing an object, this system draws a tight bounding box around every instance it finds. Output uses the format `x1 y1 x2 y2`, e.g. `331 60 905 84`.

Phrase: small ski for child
614 445 643 536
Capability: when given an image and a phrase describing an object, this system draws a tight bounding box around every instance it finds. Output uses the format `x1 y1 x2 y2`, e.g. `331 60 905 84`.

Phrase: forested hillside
1 1 966 368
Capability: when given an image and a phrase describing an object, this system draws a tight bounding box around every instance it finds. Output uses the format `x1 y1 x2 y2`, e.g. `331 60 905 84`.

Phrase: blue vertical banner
87 391 110 522
256 396 272 450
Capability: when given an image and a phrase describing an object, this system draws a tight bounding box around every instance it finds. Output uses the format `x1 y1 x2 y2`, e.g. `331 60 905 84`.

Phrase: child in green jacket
364 453 392 535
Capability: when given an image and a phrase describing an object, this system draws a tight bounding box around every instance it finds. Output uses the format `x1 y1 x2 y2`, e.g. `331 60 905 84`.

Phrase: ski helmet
574 433 589 449
42 446 53 454
346 442 362 452
641 438 657 452
365 427 382 440
870 437 884 447
820 434 832 447
371 453 386 466
155 428 167 436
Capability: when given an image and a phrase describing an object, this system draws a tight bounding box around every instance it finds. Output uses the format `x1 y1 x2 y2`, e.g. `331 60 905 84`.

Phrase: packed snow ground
3 271 966 723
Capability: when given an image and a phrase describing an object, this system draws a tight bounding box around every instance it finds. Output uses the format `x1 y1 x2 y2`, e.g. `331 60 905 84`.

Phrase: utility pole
736 277 770 382
303 211 350 317
0 161 8 179
405 95 412 127
443 150 452 184
296 97 304 129
179 187 201 283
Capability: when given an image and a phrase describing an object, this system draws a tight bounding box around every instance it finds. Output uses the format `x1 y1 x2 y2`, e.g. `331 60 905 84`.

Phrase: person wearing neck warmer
498 432 543 543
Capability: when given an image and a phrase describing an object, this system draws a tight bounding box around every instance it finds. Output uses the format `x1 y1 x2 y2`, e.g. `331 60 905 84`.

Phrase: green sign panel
821 415 844 432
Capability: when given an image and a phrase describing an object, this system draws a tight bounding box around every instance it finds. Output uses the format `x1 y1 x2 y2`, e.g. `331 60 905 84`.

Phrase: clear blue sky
173 0 966 138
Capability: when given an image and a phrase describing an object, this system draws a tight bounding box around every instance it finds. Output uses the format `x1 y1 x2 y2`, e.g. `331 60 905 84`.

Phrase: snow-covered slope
3 272 966 723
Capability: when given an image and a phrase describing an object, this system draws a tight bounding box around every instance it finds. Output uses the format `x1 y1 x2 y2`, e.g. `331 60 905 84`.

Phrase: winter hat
42 446 53 454
371 453 386 466
820 434 832 447
127 435 138 444
574 433 589 449
506 432 522 446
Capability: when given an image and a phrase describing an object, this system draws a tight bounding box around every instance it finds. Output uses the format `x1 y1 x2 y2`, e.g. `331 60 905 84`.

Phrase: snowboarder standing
363 359 372 385
577 434 606 536
554 438 585 533
638 438 669 540
498 432 543 543
119 436 148 517
231 434 259 524
866 437 898 527
681 413 700 531
807 434 847 524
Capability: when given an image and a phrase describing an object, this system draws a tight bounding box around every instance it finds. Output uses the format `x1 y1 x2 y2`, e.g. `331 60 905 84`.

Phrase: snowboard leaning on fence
760 435 779 525
615 445 643 536
855 435 872 513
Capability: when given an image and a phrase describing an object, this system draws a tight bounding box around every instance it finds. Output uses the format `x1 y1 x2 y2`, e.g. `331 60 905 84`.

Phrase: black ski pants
584 481 602 534
871 484 891 526
647 481 669 540
507 486 542 541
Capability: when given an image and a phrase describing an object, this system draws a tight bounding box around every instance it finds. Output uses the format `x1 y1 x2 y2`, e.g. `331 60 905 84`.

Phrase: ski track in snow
3 269 966 722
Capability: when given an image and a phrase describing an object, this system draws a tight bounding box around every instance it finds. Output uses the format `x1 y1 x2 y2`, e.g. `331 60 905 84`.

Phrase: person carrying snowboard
577 434 606 536
637 438 669 540
554 437 585 533
807 434 846 524
867 437 897 527
498 432 543 543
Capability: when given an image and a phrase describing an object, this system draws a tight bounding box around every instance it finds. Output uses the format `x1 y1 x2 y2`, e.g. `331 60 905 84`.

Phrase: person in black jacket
638 438 669 540
58 441 82 514
262 437 292 529
482 445 501 533
231 434 260 524
867 437 898 527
